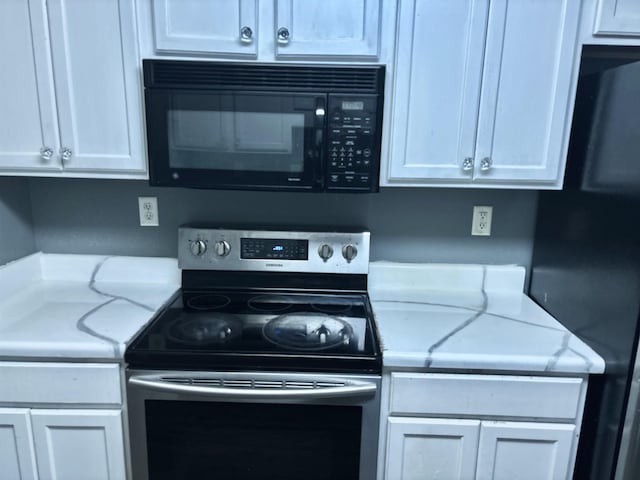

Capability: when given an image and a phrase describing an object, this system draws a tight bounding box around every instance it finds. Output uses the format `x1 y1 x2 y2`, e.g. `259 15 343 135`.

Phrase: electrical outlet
471 205 492 236
138 197 159 226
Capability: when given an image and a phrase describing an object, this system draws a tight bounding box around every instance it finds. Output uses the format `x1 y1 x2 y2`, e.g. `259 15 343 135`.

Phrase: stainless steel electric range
125 227 382 480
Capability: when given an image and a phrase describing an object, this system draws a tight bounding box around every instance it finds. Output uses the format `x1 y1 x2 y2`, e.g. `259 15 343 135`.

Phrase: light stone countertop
368 262 605 374
0 253 180 360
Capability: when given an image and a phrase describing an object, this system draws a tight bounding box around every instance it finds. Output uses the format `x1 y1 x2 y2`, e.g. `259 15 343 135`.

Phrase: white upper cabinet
388 0 487 182
0 0 59 172
594 0 640 36
473 0 580 186
274 0 380 59
145 0 383 60
152 0 259 57
0 0 146 178
385 0 581 189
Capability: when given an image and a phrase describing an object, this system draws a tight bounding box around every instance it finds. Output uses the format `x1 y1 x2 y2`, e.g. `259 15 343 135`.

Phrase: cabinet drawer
0 362 121 405
389 373 583 420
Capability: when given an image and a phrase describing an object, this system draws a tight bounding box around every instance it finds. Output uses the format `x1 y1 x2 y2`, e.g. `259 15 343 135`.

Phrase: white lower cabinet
31 410 126 480
0 363 127 480
0 409 38 480
380 373 587 480
0 408 125 480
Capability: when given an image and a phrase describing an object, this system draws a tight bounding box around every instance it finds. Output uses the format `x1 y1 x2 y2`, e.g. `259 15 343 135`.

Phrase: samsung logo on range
265 263 284 268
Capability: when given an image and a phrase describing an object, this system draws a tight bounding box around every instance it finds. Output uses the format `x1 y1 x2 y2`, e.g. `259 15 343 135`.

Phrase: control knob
189 239 207 257
214 240 231 257
318 244 334 262
342 244 358 263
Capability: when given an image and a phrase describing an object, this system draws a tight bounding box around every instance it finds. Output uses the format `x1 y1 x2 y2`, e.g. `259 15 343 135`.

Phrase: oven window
166 95 307 173
145 400 361 480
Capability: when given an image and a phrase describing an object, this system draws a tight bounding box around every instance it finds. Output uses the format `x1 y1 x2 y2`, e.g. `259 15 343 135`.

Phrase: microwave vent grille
146 61 383 92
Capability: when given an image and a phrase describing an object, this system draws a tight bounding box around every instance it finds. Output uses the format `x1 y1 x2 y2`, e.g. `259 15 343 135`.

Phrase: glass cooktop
125 290 382 374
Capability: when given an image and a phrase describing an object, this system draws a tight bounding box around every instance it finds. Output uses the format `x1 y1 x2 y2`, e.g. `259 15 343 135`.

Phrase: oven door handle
128 376 376 400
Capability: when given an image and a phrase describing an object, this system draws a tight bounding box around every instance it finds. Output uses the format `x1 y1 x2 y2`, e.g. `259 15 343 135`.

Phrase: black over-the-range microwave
143 59 385 193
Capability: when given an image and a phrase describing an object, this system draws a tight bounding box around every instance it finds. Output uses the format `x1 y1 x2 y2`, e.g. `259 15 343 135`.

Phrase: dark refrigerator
530 46 640 480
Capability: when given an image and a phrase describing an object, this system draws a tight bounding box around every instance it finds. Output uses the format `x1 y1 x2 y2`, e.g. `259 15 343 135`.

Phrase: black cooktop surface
125 289 382 374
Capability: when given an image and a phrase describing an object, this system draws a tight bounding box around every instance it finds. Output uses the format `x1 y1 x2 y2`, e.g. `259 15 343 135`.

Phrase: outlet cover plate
138 197 159 226
472 205 492 236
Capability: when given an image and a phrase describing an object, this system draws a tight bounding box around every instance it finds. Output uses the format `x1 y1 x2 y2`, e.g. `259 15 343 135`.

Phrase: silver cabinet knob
61 147 72 162
317 244 334 262
240 26 253 43
40 147 53 161
277 27 290 44
480 157 492 172
462 157 473 172
190 240 207 257
214 240 231 257
342 244 358 263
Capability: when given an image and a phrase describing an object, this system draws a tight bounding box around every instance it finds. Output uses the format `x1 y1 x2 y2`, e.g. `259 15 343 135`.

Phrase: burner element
263 312 354 351
186 294 231 311
167 314 242 345
248 295 293 313
310 298 353 314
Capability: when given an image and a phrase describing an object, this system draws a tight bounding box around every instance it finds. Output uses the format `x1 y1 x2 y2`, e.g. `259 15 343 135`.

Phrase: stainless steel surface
127 369 381 480
240 26 253 42
277 26 290 43
480 157 492 171
129 373 377 400
40 147 53 161
178 227 370 274
342 244 358 263
61 148 72 162
616 337 640 480
189 239 207 256
462 157 473 171
213 239 231 257
318 243 334 261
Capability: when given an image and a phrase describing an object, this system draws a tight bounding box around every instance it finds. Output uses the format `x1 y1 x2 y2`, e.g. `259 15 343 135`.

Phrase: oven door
126 370 380 480
145 90 327 191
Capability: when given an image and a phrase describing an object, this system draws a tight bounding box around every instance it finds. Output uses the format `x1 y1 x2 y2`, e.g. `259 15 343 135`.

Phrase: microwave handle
314 97 326 188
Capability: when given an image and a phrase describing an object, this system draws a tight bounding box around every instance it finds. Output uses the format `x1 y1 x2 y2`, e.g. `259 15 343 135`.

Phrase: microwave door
146 90 327 191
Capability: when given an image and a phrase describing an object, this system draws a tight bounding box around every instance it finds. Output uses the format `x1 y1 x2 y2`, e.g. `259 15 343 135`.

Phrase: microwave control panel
326 94 380 192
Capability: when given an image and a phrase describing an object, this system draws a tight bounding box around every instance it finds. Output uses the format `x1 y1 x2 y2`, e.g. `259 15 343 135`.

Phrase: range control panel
326 94 380 191
178 227 370 274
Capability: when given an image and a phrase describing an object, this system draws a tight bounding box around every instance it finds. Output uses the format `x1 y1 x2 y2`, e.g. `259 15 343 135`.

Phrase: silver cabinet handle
40 147 53 161
480 157 492 172
61 147 72 162
277 27 290 44
128 375 376 400
462 157 473 172
240 26 253 43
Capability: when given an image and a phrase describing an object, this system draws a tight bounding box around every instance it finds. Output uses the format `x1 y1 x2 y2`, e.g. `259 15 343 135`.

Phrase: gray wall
0 178 36 265
28 178 538 268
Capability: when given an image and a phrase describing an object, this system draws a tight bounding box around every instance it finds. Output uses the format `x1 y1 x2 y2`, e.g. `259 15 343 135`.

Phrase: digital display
241 238 308 260
342 101 364 111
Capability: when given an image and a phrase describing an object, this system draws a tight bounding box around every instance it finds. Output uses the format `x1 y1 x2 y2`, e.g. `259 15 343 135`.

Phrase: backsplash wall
28 178 538 269
0 177 36 264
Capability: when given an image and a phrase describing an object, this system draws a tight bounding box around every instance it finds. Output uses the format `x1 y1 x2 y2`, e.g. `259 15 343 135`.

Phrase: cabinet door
473 0 580 186
595 0 640 36
152 0 258 56
31 409 126 480
0 0 60 172
275 0 380 59
46 0 146 174
0 409 38 480
386 0 487 184
385 417 480 480
476 421 576 480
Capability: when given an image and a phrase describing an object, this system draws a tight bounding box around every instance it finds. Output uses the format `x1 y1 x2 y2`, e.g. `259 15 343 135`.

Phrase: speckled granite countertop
0 253 180 360
368 262 604 374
